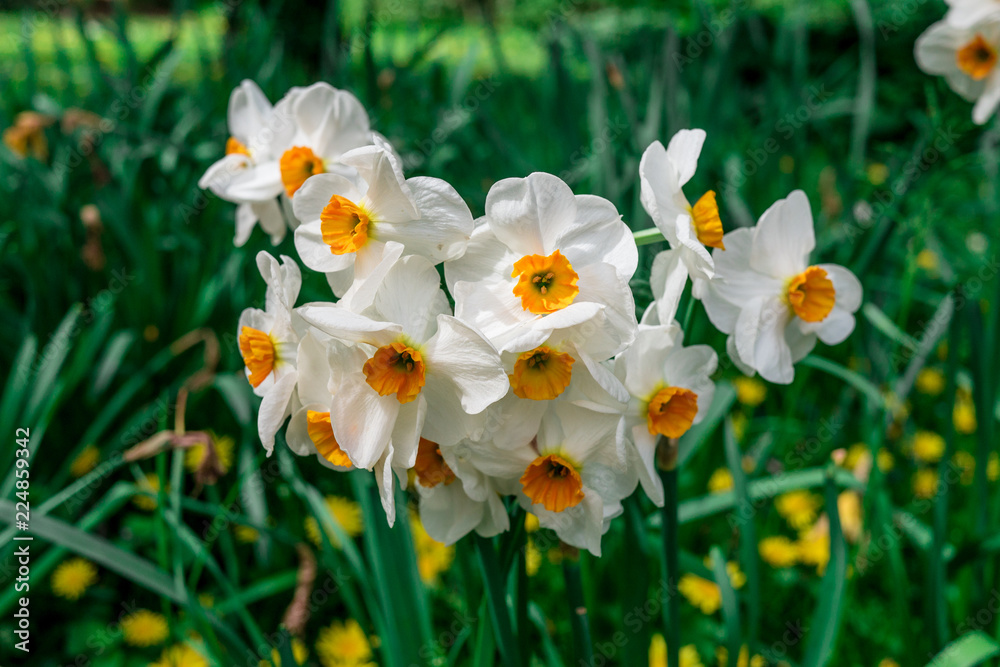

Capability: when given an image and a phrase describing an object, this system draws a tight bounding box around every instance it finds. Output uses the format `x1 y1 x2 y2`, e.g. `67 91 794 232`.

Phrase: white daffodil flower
237 252 303 453
446 172 638 368
198 80 297 246
297 254 509 523
695 190 863 385
613 324 718 506
413 438 510 545
468 402 636 556
945 0 1000 28
916 16 1000 124
293 138 473 296
639 129 724 284
285 331 353 472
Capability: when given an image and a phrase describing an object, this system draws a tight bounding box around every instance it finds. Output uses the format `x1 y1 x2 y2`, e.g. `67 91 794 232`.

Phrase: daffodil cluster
204 81 862 556
916 0 1000 124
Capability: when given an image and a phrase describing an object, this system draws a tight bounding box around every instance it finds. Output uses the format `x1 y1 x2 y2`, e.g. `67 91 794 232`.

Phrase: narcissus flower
238 252 303 454
945 0 1000 29
467 402 636 556
294 138 473 295
614 324 717 505
640 129 723 290
446 172 638 362
916 17 1000 124
696 190 862 384
299 254 508 522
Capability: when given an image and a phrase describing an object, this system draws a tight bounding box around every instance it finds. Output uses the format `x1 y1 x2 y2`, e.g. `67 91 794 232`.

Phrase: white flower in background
199 82 375 243
467 402 635 556
284 331 353 471
613 324 717 505
695 190 863 384
413 438 510 544
298 254 509 522
198 80 295 246
293 138 473 295
237 252 303 453
945 0 1000 28
915 16 1000 124
639 129 723 286
446 172 638 364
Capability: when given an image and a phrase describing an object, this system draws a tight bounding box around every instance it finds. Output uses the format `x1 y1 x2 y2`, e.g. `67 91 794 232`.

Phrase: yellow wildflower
679 574 722 614
915 368 945 395
775 490 822 530
315 619 375 667
708 468 734 494
797 523 830 575
412 514 454 585
953 451 975 486
877 449 895 472
912 431 945 463
133 473 161 511
733 377 767 407
916 248 939 271
838 491 863 543
758 536 798 568
121 609 169 647
525 539 541 577
913 469 939 499
150 643 208 667
953 394 977 434
234 525 261 543
52 558 98 600
989 452 999 482
70 445 100 478
185 434 235 475
717 645 766 667
878 659 900 667
3 111 52 160
260 638 308 667
649 633 704 667
525 512 540 533
304 496 363 548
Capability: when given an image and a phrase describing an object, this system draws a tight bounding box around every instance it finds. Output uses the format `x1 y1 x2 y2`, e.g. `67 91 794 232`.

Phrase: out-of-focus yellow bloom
235 524 261 543
866 162 889 185
912 431 945 463
733 377 767 407
70 445 100 478
797 523 830 575
185 434 235 475
878 659 900 667
989 452 999 482
259 638 308 667
877 449 895 472
411 514 454 585
731 412 748 442
649 633 704 667
775 490 822 530
953 393 977 434
133 473 162 511
840 443 868 471
315 619 375 667
916 367 945 395
3 111 52 160
758 536 798 568
679 574 722 614
525 512 540 533
779 155 795 174
52 558 98 600
916 248 939 272
953 451 975 486
150 643 208 667
708 468 734 494
525 539 541 577
913 469 939 499
838 491 863 543
198 594 214 608
121 609 169 647
716 645 766 667
304 496 363 548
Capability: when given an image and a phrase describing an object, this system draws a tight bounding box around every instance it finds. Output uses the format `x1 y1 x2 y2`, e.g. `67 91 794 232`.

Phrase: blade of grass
710 544 741 665
723 417 759 646
801 468 847 667
563 555 594 667
657 436 680 667
474 532 521 667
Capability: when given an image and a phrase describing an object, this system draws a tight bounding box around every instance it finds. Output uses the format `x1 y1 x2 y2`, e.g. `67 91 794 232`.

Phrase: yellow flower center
363 341 426 404
646 386 698 438
279 145 325 196
957 34 998 80
414 438 456 488
689 190 725 249
511 250 579 314
508 346 574 400
239 326 275 388
225 137 250 157
306 411 352 467
520 454 585 513
320 195 371 255
786 266 836 322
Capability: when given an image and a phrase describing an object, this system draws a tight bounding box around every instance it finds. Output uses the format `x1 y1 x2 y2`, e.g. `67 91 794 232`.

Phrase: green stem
474 533 522 667
658 436 680 667
563 556 593 667
633 227 666 247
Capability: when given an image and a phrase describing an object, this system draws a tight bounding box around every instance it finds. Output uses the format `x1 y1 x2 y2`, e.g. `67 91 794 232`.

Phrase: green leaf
710 545 741 664
925 632 1000 667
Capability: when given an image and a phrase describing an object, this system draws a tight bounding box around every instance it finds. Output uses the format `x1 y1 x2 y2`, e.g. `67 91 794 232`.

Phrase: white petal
665 128 706 187
371 255 451 342
293 221 357 274
423 315 509 414
291 172 365 223
750 190 815 279
484 173 574 256
973 70 1000 124
331 370 400 469
297 303 401 346
650 248 690 326
228 80 273 145
379 176 473 262
292 83 372 160
258 372 297 455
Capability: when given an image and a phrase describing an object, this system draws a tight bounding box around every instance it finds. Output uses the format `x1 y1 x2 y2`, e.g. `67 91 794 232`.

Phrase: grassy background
1 0 999 665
